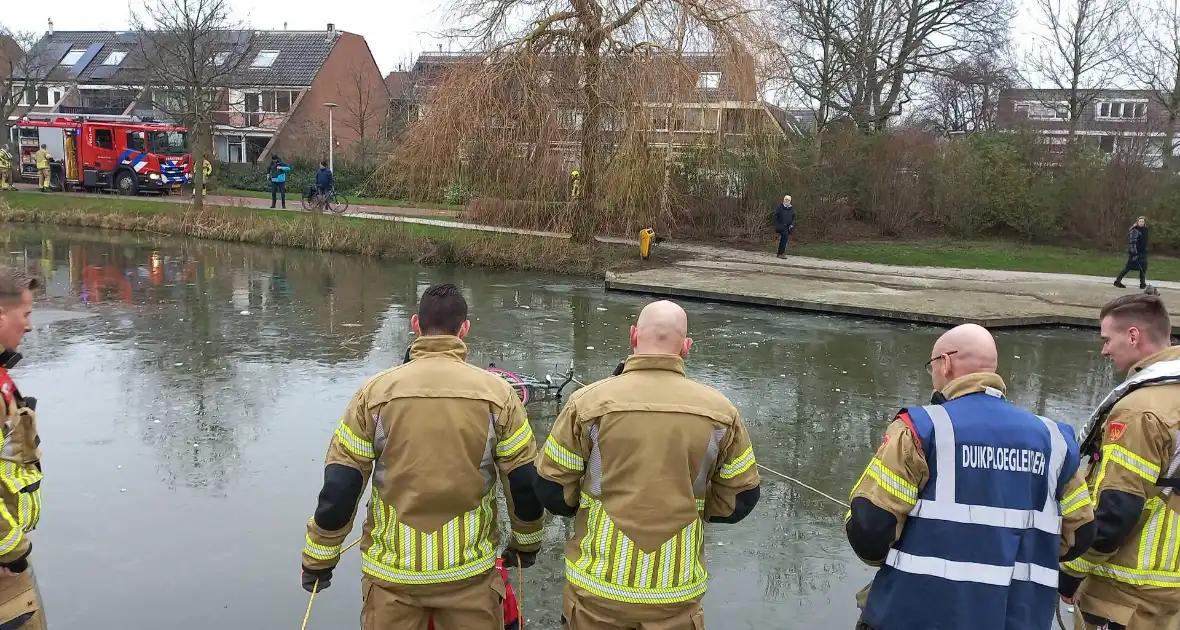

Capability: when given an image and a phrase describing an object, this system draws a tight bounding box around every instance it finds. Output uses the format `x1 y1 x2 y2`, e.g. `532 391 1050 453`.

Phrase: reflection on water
0 224 1117 629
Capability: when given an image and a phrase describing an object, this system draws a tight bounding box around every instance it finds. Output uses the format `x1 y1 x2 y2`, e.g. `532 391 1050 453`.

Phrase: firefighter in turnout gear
1060 294 1180 629
32 147 50 193
535 300 761 629
301 283 545 630
0 146 13 191
0 269 46 630
848 324 1096 630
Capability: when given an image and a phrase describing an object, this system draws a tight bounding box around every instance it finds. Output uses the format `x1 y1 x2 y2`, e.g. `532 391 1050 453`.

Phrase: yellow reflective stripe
695 498 705 511
0 462 41 495
1141 498 1167 570
1168 510 1180 571
0 505 21 555
479 492 496 559
614 534 631 585
463 502 479 564
680 518 694 583
1060 484 1092 516
566 557 708 605
444 520 458 568
658 536 677 589
545 436 585 471
399 522 416 571
496 422 534 458
424 532 438 572
1066 557 1180 587
592 506 613 579
719 446 755 480
362 552 496 585
513 529 543 547
303 533 342 561
1104 444 1161 483
576 498 598 571
865 457 919 505
335 422 375 459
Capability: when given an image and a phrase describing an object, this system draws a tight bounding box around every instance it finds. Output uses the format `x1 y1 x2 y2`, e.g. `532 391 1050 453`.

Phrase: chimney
327 23 335 33
283 22 288 30
48 19 54 36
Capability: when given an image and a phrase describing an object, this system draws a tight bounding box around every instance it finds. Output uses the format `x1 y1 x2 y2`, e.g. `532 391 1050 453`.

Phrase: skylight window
59 49 86 66
251 50 280 68
214 51 231 66
101 51 127 66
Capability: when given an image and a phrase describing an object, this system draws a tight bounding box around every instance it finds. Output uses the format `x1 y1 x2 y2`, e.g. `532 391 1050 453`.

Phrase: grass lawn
217 188 465 212
789 241 1180 282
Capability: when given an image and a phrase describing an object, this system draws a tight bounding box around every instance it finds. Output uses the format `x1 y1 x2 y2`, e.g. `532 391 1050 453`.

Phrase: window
1018 101 1069 121
36 87 48 105
1097 100 1148 120
94 129 114 150
558 109 584 129
101 51 127 66
697 72 721 90
126 131 146 153
59 49 86 66
148 131 189 155
260 90 299 113
214 51 231 66
251 50 280 68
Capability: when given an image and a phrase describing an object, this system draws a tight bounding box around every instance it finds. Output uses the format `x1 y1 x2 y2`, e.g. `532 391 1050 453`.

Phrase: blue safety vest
861 388 1081 630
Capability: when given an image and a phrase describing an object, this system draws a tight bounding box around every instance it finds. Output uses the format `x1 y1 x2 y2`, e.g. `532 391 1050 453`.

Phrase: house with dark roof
7 24 388 164
383 50 790 155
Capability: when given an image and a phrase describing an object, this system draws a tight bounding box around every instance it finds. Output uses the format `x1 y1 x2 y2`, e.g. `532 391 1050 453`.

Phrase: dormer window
101 51 127 66
251 50 280 68
59 49 86 66
697 72 721 90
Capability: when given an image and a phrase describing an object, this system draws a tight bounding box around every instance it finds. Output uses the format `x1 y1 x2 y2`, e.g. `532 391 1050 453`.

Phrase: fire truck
14 114 193 195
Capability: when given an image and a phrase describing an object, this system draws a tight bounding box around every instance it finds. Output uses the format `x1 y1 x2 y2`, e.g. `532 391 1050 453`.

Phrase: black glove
302 566 333 593
1059 571 1083 600
500 547 537 569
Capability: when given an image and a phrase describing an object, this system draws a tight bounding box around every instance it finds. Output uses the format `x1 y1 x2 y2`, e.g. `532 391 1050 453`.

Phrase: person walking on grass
268 155 291 209
773 195 795 259
1115 217 1149 289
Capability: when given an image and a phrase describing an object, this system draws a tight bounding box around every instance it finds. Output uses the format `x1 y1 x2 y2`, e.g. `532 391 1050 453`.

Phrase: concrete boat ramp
605 246 1180 331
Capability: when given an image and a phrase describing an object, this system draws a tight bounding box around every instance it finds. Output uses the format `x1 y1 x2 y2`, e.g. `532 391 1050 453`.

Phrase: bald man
535 300 760 630
849 324 1095 630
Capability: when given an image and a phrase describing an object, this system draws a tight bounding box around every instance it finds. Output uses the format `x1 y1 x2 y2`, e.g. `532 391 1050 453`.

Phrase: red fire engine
14 113 193 195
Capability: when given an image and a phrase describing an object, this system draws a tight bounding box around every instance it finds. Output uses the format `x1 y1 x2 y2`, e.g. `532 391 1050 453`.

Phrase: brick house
996 88 1178 167
384 50 790 156
7 24 389 164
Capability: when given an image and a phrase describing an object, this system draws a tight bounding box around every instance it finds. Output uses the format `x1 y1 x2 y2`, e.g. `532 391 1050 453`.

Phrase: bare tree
1027 0 1127 140
336 59 388 168
0 26 54 151
1127 0 1180 170
440 0 764 241
131 0 253 212
768 0 854 146
911 54 1014 132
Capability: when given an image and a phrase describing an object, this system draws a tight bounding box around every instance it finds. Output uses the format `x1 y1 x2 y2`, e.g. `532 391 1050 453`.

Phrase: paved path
8 185 1163 329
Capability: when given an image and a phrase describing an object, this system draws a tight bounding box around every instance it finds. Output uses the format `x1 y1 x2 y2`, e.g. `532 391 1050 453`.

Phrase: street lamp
323 102 338 171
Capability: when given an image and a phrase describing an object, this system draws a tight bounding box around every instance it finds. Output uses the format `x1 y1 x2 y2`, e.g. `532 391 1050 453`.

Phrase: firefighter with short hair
535 299 760 629
300 283 545 630
0 145 13 191
0 268 46 630
1061 293 1180 629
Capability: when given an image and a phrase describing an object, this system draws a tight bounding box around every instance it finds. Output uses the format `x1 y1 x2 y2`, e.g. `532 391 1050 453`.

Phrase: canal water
0 224 1116 630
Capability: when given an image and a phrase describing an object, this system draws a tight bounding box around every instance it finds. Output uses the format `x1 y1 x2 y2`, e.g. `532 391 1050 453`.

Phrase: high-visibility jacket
302 335 545 586
860 387 1080 630
1063 347 1180 620
33 151 48 171
536 354 761 606
0 150 11 169
202 159 212 177
0 351 43 571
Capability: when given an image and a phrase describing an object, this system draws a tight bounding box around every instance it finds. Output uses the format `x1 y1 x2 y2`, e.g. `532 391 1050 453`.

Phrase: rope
756 463 850 509
517 555 525 630
300 538 363 630
1056 603 1067 630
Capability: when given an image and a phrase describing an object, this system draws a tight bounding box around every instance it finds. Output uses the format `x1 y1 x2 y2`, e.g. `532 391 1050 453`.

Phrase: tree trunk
191 119 205 216
1166 111 1178 172
573 44 604 243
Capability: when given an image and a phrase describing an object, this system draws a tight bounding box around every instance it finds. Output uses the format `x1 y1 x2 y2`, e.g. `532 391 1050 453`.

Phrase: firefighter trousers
361 568 505 630
0 564 46 630
0 170 10 190
562 583 704 630
1073 577 1180 630
36 170 49 191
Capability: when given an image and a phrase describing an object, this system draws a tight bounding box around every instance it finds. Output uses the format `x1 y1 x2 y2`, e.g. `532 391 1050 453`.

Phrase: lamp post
323 102 338 171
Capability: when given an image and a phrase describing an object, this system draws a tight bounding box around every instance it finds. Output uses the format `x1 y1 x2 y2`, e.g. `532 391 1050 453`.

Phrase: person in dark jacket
268 155 292 209
772 195 796 258
1114 216 1149 289
315 161 334 196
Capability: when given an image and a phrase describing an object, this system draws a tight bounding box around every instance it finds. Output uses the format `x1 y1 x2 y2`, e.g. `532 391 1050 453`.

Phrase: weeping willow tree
370 0 770 241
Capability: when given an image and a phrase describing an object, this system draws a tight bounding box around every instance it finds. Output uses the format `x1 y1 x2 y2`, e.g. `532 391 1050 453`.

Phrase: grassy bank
217 188 465 213
0 192 633 277
788 241 1180 282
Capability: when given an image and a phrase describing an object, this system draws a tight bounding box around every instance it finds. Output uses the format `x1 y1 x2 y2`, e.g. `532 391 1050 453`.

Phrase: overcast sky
3 0 1044 77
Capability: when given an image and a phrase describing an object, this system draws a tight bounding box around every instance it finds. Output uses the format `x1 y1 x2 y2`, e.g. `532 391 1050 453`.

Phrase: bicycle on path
300 187 350 214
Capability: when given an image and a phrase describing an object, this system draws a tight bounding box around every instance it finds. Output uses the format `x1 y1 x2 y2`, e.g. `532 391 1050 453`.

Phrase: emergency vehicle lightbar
18 112 174 126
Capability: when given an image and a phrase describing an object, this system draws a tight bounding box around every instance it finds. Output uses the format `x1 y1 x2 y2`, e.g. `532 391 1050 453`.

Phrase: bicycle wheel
328 193 349 214
300 189 315 211
486 367 530 405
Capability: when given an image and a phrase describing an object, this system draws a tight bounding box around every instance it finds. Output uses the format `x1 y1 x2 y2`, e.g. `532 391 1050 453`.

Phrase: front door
90 126 117 172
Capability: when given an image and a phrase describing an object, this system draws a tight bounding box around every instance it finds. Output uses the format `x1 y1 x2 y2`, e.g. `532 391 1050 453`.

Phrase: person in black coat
772 195 796 258
1115 216 1149 289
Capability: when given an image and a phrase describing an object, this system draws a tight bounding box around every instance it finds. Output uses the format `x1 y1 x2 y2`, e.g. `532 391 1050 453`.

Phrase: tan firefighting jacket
1064 346 1180 621
536 354 760 605
848 373 1094 569
32 151 48 171
302 335 544 585
0 354 43 568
